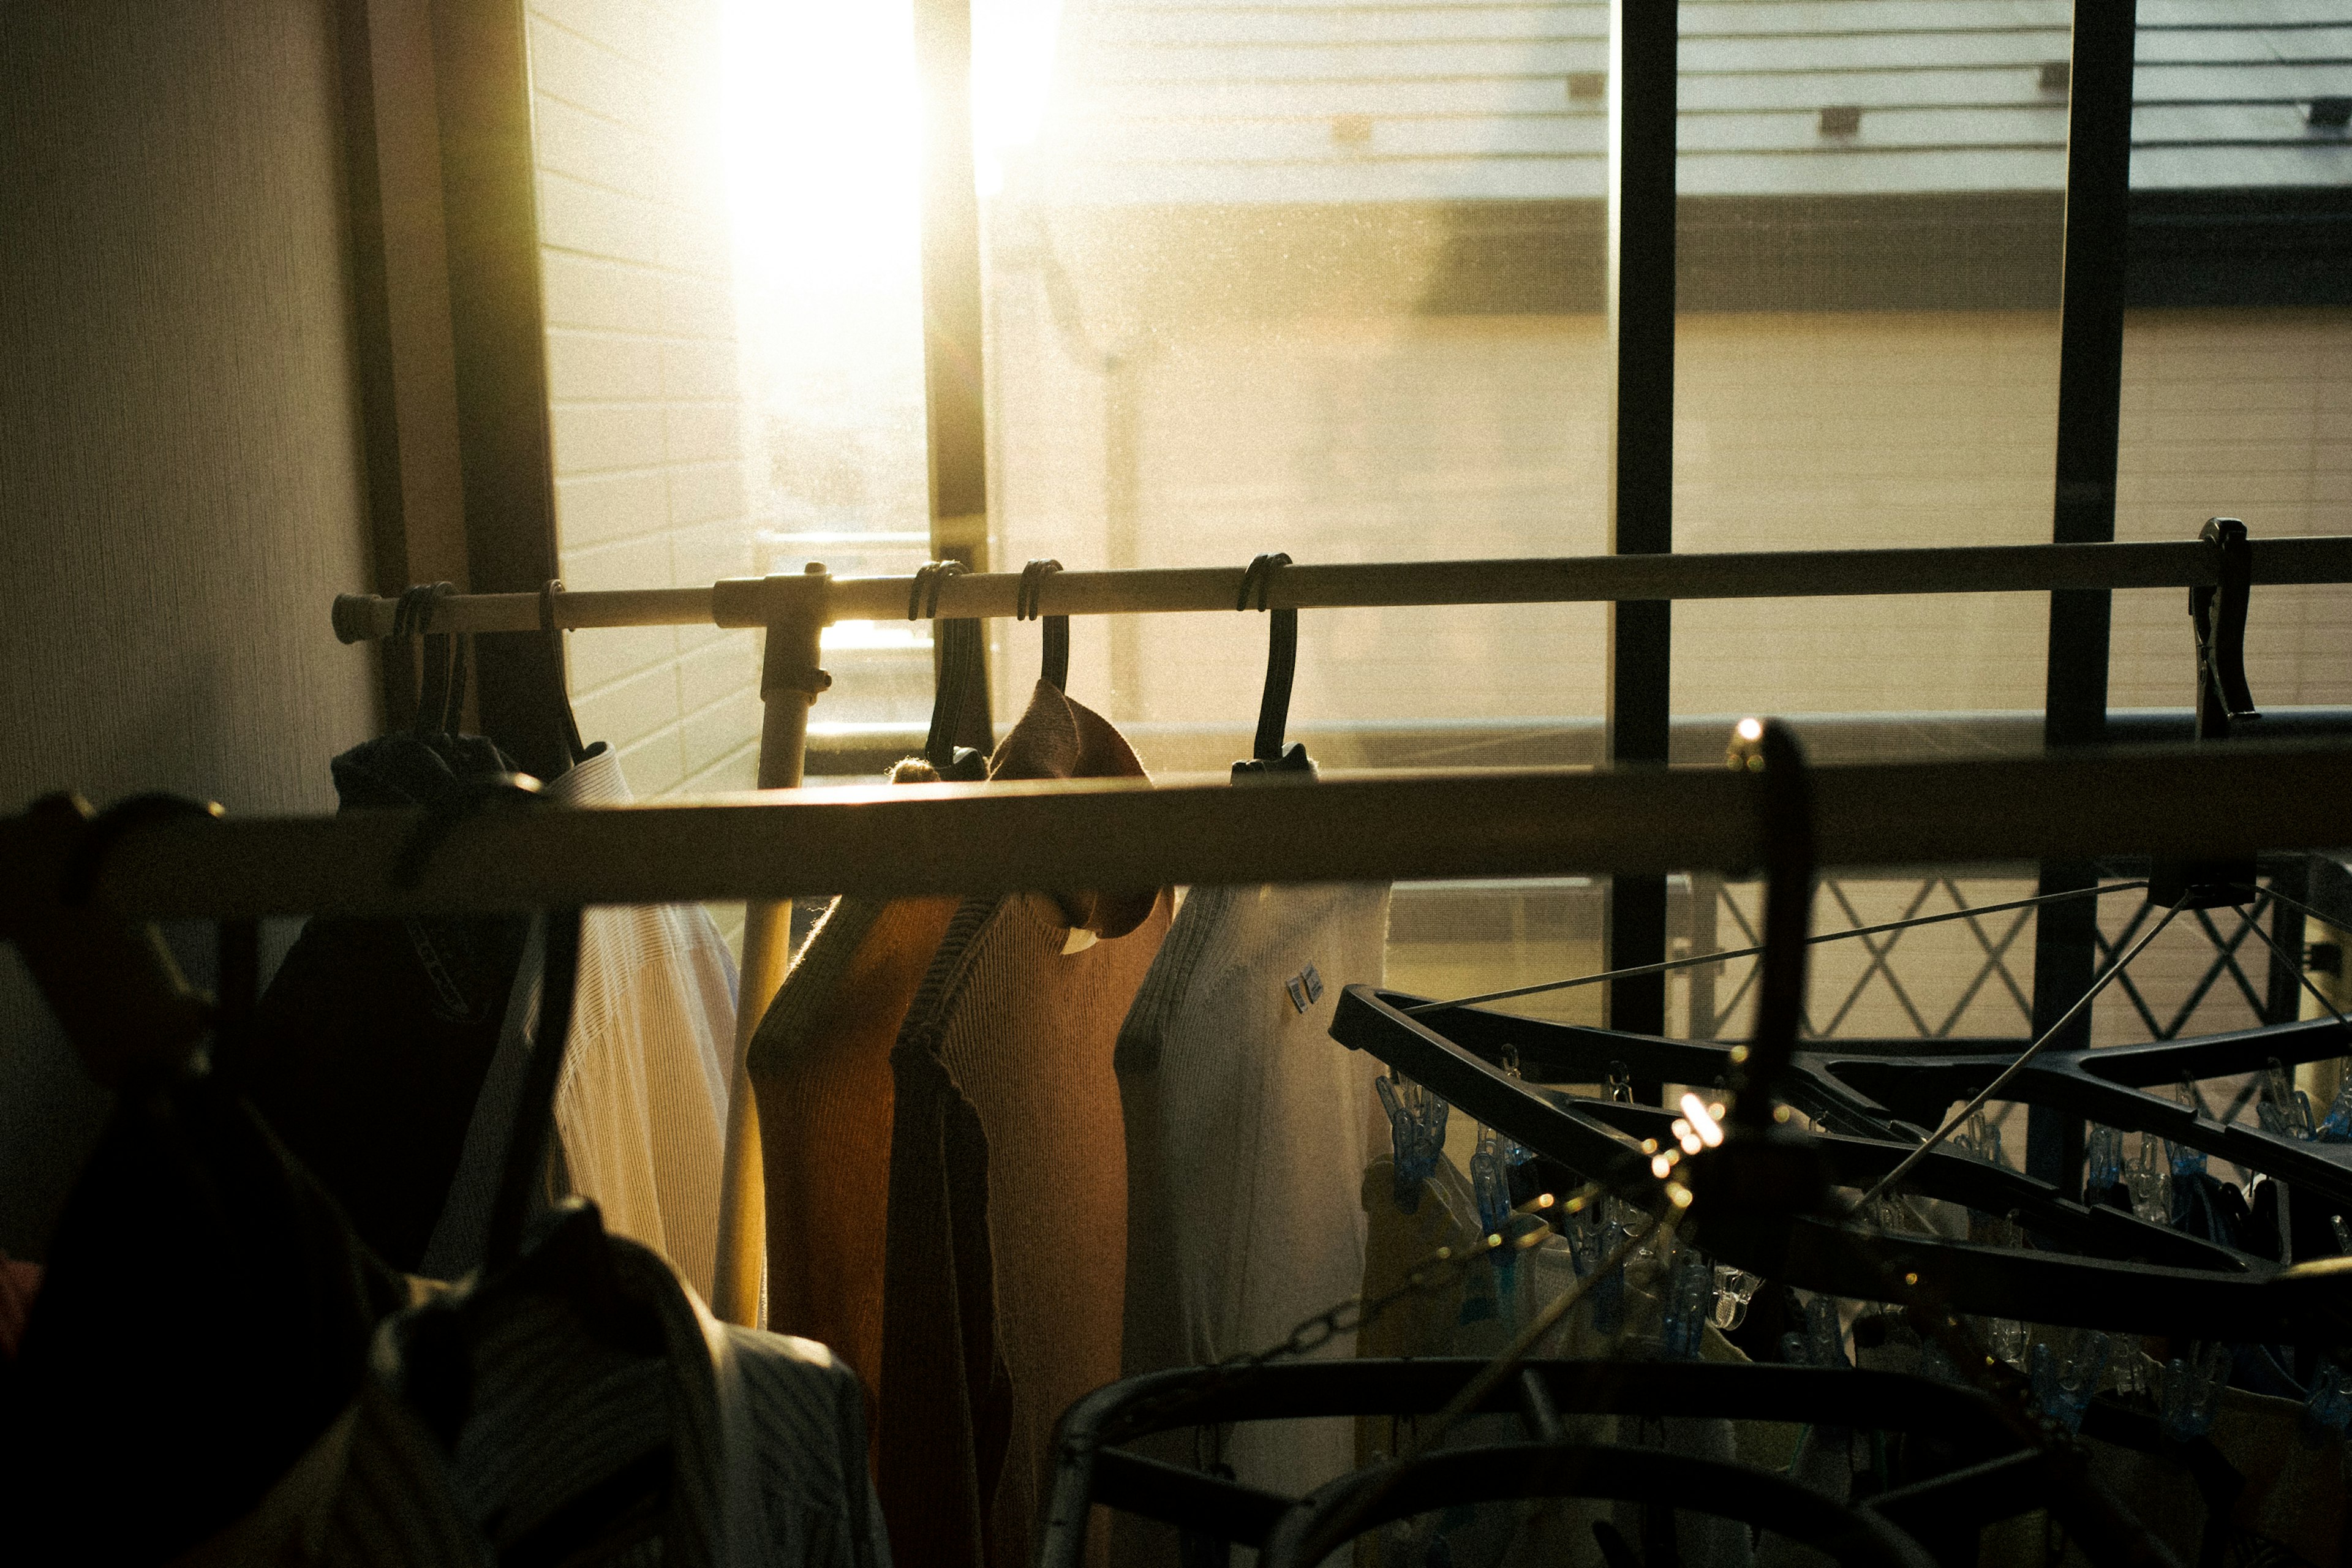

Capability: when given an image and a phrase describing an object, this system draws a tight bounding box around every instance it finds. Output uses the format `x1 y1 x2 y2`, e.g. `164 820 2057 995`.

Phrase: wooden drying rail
17 741 2350 922
330 535 2352 641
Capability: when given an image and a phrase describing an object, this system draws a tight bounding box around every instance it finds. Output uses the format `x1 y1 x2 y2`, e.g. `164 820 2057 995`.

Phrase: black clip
1017 559 1069 692
2190 517 2260 740
1233 553 1311 780
2154 519 2261 908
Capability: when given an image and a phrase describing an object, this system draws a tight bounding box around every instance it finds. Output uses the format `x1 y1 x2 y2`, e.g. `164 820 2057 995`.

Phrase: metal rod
1407 879 2151 1017
1859 902 2182 1211
2028 0 2141 1208
19 742 2349 921
1603 0 1678 1045
327 536 2352 643
2233 889 2352 1042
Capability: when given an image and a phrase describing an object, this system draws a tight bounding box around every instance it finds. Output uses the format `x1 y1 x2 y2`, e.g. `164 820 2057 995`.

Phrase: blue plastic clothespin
2029 1334 2111 1434
2157 1343 2232 1442
1779 1295 1850 1370
1660 1247 1714 1360
1377 1068 1449 1212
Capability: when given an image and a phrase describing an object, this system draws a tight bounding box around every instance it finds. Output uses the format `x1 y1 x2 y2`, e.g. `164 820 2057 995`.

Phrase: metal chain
1100 1186 1598 1442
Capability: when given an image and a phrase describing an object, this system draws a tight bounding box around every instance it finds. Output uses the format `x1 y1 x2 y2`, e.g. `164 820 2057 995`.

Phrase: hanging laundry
876 680 1171 1568
241 732 534 1272
1111 880 1389 1566
747 757 964 1412
422 747 738 1298
165 1205 890 1568
0 1071 410 1562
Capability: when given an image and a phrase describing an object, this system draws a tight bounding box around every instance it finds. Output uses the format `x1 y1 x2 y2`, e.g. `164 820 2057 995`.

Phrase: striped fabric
173 1230 887 1567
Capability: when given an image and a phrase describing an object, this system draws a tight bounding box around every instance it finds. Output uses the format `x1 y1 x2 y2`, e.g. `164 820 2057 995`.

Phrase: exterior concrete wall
990 300 2352 739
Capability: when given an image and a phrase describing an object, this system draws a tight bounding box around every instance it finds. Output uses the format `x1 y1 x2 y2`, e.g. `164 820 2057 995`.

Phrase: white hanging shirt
423 747 737 1299
1113 880 1391 1518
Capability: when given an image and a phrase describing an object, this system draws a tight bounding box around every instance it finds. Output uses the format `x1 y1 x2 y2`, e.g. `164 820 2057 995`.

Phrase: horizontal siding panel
1678 1 2067 36
2133 100 2345 140
1681 67 2068 110
2141 0 2352 21
1675 145 2067 195
2130 140 2352 187
2135 60 2352 101
1098 4 1604 45
2134 24 2352 64
1084 112 1600 158
1090 39 1607 80
1070 76 1581 115
1678 104 2067 151
1679 29 2081 72
1075 154 1601 201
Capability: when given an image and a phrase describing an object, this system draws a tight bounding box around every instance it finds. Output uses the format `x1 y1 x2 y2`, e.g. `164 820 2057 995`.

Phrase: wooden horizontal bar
16 741 2349 919
330 535 2352 641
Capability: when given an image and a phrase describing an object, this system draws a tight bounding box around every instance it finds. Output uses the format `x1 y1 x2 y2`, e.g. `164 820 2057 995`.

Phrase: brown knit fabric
877 682 1172 1568
746 752 961 1413
746 894 958 1412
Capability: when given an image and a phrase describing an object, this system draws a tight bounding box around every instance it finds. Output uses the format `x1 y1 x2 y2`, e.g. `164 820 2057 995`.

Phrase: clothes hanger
395 581 465 741
1349 991 2345 1267
1231 552 1311 778
1261 1440 1940 1568
539 578 600 770
911 560 989 780
1017 557 1070 692
6 793 222 1087
1331 985 2352 1343
1325 724 2352 1341
1042 1359 2149 1568
388 782 662 1351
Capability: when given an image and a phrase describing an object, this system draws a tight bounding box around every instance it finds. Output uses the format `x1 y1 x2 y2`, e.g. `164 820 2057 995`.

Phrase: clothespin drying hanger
1232 552 1311 779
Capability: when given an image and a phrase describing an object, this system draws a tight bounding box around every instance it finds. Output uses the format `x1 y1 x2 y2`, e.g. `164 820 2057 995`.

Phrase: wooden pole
331 535 2352 642
23 741 2350 920
710 568 827 1325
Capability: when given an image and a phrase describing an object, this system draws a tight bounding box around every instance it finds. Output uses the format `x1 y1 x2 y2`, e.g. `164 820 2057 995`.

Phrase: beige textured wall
527 0 763 803
0 0 382 1253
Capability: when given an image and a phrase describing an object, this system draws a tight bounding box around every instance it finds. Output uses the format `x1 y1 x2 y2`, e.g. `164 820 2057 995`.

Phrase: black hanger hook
908 559 967 623
540 579 592 766
486 904 585 1271
910 562 987 777
1234 553 1307 776
391 774 546 891
1017 559 1069 691
403 582 464 738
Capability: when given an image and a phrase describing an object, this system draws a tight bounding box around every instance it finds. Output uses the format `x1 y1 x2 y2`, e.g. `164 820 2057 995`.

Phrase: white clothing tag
1284 962 1324 1014
1061 925 1099 956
